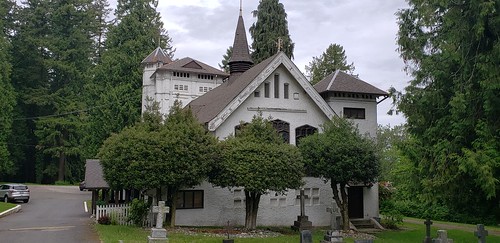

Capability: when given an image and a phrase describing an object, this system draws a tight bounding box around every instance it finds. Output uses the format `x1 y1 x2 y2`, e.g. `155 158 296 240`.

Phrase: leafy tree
376 125 407 182
209 115 304 229
250 0 294 63
305 44 355 85
0 0 16 179
99 101 218 227
84 0 174 158
299 117 379 231
396 0 500 220
219 46 232 73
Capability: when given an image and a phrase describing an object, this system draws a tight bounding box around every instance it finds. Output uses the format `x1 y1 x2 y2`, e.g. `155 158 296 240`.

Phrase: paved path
404 218 500 236
0 185 100 243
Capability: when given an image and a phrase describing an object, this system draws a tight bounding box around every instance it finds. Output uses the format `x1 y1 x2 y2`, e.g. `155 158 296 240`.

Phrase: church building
141 6 388 227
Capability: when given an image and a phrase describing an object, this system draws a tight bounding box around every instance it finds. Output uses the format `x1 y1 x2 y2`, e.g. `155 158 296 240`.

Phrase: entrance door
348 187 364 219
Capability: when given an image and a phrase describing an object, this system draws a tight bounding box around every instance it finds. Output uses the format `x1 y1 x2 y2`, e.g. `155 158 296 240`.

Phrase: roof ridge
326 70 340 91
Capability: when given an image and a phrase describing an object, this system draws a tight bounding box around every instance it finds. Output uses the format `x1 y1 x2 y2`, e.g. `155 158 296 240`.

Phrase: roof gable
188 52 336 131
159 57 229 77
84 159 109 189
314 70 388 96
141 47 172 64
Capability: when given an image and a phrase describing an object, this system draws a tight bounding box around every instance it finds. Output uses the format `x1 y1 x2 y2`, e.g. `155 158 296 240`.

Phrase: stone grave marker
354 240 374 243
321 230 343 243
148 201 169 243
292 188 312 230
326 203 342 230
474 224 488 243
432 230 453 243
300 230 312 243
423 218 433 243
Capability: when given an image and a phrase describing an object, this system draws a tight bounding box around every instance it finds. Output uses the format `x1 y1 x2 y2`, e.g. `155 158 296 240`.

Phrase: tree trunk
57 151 65 181
166 186 177 227
244 190 261 230
331 182 350 231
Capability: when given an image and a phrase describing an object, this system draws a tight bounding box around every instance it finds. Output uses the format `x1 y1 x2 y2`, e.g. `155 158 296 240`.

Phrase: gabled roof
141 47 172 64
158 57 229 77
188 52 336 131
84 159 109 189
314 70 388 96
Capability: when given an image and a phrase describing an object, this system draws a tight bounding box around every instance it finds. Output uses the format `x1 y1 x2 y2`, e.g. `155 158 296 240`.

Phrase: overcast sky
140 0 410 126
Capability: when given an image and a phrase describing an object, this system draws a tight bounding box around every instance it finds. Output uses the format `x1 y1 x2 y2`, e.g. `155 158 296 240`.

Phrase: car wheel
3 195 8 203
23 199 29 203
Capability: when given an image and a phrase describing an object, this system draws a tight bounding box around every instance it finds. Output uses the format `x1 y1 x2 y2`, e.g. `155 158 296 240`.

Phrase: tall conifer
250 0 294 63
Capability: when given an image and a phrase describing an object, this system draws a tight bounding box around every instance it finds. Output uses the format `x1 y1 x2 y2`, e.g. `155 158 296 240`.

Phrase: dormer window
173 72 190 78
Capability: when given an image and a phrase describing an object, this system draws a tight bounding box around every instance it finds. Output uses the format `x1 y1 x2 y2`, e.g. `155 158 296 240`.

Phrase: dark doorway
348 187 364 219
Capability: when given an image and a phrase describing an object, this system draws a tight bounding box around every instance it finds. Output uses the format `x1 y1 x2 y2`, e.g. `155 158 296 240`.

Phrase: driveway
0 185 100 242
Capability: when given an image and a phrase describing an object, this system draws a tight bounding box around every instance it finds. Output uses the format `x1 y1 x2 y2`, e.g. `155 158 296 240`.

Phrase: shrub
98 214 111 225
128 198 150 226
381 210 404 229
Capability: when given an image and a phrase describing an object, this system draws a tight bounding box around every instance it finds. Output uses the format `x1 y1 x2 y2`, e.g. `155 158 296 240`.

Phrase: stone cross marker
292 188 312 230
148 201 169 243
298 188 308 216
152 201 169 229
475 224 488 243
423 218 433 243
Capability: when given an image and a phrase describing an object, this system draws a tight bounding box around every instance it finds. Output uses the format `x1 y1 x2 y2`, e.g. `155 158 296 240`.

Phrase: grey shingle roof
314 70 388 96
158 57 229 77
84 159 109 189
188 54 278 124
141 47 172 64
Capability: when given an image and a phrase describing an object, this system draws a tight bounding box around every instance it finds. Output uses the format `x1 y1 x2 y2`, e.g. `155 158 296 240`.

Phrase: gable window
295 125 317 146
271 119 290 144
264 83 270 98
284 83 289 99
344 107 365 119
274 74 280 98
254 90 260 97
176 190 204 209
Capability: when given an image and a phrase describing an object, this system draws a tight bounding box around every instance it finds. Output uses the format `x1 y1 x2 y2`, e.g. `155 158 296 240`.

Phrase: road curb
0 205 22 218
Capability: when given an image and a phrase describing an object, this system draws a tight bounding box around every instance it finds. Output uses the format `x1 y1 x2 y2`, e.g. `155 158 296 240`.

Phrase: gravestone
321 230 343 243
432 230 453 243
326 203 342 230
292 188 312 230
354 240 373 243
474 224 488 243
300 230 313 243
148 201 169 243
423 218 433 243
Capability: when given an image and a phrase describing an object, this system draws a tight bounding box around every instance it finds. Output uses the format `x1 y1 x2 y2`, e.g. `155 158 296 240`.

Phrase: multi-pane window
271 119 290 144
173 72 190 78
198 86 212 93
174 85 189 91
343 108 366 119
176 190 203 209
295 125 317 146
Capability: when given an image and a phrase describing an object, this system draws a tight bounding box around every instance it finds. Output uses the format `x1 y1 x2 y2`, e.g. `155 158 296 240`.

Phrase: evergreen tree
396 0 500 221
250 0 294 63
219 46 232 73
305 44 355 85
0 0 16 179
84 0 175 158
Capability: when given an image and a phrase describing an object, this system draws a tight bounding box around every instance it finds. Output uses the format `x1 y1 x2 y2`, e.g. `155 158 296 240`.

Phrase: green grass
0 202 17 212
375 221 500 243
94 225 357 243
95 220 500 243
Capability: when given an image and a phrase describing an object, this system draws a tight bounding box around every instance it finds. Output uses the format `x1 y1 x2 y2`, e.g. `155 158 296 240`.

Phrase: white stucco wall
325 97 378 138
215 65 329 142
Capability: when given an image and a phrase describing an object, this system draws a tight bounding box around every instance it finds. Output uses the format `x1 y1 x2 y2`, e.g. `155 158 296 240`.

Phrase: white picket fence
95 204 154 227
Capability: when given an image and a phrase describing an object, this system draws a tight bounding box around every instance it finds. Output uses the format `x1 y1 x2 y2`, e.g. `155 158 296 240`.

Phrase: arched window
295 125 317 146
271 119 290 144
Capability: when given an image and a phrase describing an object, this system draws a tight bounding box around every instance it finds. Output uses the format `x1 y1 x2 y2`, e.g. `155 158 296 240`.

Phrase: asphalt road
0 185 100 243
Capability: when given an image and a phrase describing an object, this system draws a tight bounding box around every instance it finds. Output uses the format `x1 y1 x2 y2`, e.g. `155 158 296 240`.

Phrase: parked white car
0 184 30 203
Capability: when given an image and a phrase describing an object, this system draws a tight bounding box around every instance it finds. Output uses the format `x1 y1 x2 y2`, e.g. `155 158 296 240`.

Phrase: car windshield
13 186 28 190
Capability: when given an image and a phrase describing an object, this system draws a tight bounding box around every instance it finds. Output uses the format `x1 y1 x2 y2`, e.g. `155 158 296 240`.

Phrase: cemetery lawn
375 221 500 243
94 225 358 243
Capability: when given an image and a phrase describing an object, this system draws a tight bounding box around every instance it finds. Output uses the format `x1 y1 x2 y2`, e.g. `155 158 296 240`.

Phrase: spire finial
239 0 242 16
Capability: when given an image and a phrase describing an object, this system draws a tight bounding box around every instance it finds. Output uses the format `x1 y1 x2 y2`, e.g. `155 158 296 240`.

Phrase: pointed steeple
228 2 253 75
